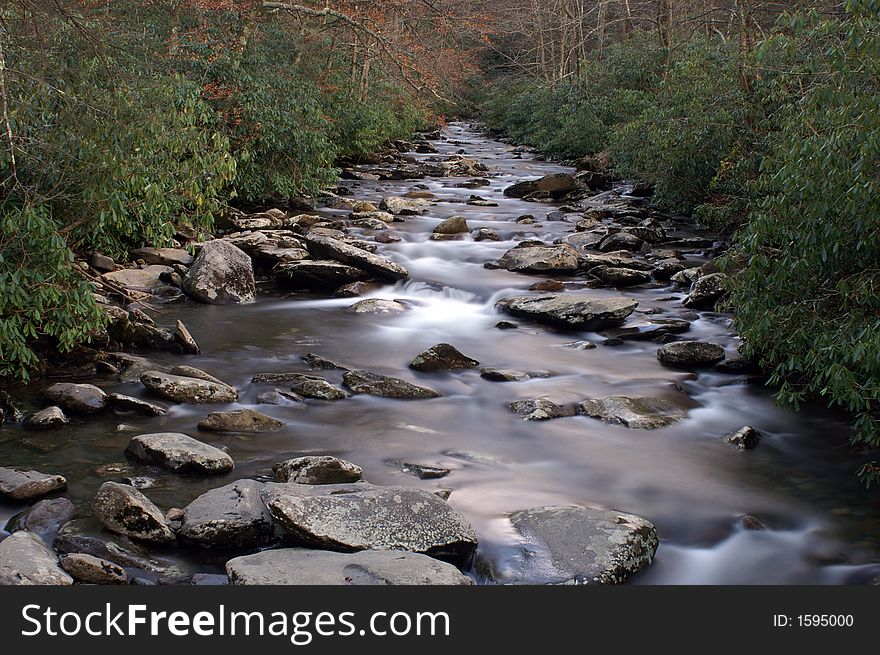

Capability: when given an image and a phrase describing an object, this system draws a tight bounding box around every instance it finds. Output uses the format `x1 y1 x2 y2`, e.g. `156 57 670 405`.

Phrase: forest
0 0 878 587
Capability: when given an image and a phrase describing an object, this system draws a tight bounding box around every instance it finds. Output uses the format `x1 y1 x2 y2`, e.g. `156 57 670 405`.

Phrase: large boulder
44 382 108 414
267 486 478 561
409 344 479 372
227 549 472 585
274 456 363 485
92 482 174 544
496 294 637 330
683 272 728 310
657 341 725 368
182 240 255 304
0 530 73 585
197 409 285 432
140 370 238 404
490 505 658 584
125 433 234 473
274 260 369 290
342 370 441 399
432 216 469 235
496 244 581 274
577 395 692 429
304 233 408 281
0 467 67 501
178 480 273 551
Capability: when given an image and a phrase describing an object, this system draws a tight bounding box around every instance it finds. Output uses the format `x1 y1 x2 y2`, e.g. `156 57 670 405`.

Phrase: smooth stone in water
169 365 227 385
577 395 692 429
342 370 441 399
0 467 67 501
92 482 174 544
432 216 469 235
198 409 285 433
727 425 761 450
657 340 725 368
0 530 73 585
304 233 408 282
683 272 728 310
108 393 167 416
509 398 573 421
349 298 409 315
409 343 479 372
496 294 637 330
23 406 69 430
5 498 76 539
126 433 234 473
178 480 273 551
60 553 128 585
140 370 238 404
274 260 369 290
44 382 108 414
227 549 472 585
496 244 581 274
274 456 363 485
286 374 347 400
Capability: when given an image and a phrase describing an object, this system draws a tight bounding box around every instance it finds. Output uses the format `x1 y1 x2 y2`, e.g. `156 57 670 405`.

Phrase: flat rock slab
274 456 363 485
198 408 285 432
0 467 67 501
493 505 658 585
305 233 408 281
130 247 193 267
267 486 478 561
140 370 238 404
496 294 637 330
577 395 693 429
274 260 369 290
102 265 173 291
92 482 174 544
343 370 440 399
227 549 472 585
126 433 234 473
0 530 73 585
44 382 108 414
496 244 581 274
179 480 273 551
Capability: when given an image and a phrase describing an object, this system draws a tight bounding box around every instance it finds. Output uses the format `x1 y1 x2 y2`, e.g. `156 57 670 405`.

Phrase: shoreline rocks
182 240 255 304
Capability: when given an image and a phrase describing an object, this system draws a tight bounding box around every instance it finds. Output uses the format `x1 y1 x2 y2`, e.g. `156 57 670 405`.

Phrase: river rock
140 370 238 403
599 232 645 253
23 406 69 430
380 196 430 215
256 389 305 406
509 398 574 421
102 265 174 292
409 343 479 372
683 272 728 309
495 505 658 584
130 247 193 267
0 467 67 501
657 341 725 368
274 456 363 485
5 498 76 539
182 240 255 304
343 370 441 399
395 462 451 480
53 519 165 571
44 382 108 414
433 216 469 235
92 482 174 544
274 260 369 290
727 425 761 450
178 480 273 551
227 548 472 585
126 433 234 473
350 298 409 315
496 244 580 274
592 266 652 287
0 530 73 585
267 486 478 560
60 553 128 585
577 395 691 429
198 409 285 432
504 173 580 199
108 393 167 416
304 233 408 281
169 365 227 385
275 375 343 401
496 294 637 330
480 368 531 382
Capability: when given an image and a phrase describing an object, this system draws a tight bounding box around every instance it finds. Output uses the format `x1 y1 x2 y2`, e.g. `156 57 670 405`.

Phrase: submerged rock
491 505 658 584
179 480 273 551
0 530 73 585
509 398 574 421
44 382 108 415
183 239 255 304
140 370 238 404
657 341 725 368
409 343 479 372
198 409 285 432
92 482 174 544
227 548 472 585
0 467 67 501
591 266 652 288
126 433 234 473
496 294 637 330
726 425 761 450
342 370 441 399
577 395 692 429
267 486 478 561
274 456 363 485
23 406 69 430
394 461 451 480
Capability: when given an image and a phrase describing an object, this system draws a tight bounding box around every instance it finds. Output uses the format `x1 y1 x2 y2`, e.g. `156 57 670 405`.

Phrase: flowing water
2 122 879 584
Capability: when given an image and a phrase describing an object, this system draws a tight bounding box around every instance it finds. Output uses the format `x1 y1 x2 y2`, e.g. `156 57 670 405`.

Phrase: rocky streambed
1 123 879 585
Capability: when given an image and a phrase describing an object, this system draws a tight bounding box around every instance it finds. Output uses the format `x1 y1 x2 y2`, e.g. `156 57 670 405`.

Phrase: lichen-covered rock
126 433 234 473
657 341 725 368
182 240 255 304
0 531 73 585
410 343 479 372
227 549 472 585
349 298 409 315
509 398 574 421
60 553 128 585
197 408 285 432
496 294 637 330
44 382 108 414
488 505 658 584
92 482 174 544
267 486 478 561
683 272 728 310
343 370 440 399
178 480 273 551
0 467 67 501
591 266 652 288
577 395 692 429
140 370 238 404
274 456 363 485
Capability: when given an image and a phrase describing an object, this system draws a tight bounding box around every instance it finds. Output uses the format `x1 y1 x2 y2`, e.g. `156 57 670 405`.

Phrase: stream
2 122 879 584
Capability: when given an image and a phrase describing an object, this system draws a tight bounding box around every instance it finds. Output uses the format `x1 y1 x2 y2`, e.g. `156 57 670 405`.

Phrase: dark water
2 122 879 584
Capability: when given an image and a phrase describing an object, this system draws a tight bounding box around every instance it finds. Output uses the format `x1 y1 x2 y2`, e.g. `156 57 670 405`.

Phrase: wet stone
274 456 363 485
